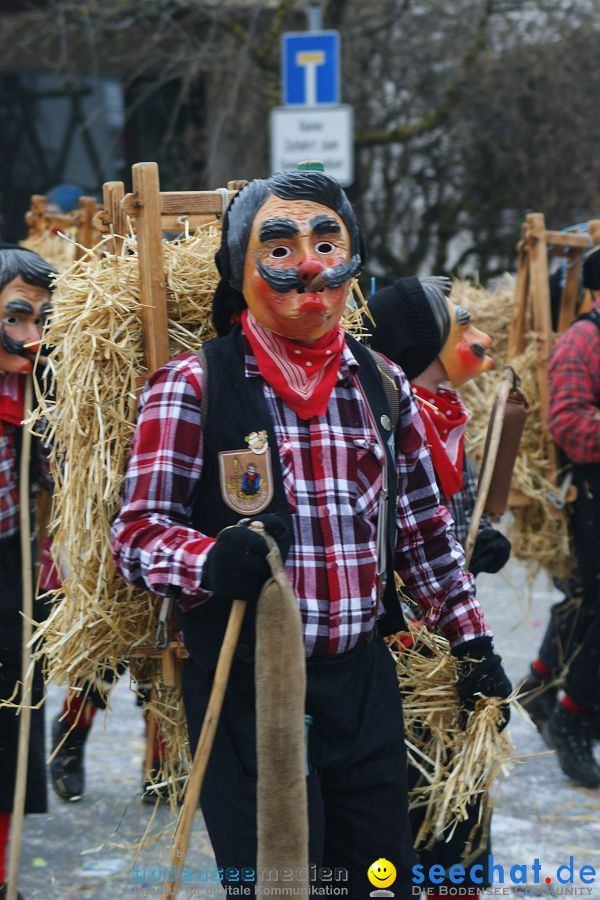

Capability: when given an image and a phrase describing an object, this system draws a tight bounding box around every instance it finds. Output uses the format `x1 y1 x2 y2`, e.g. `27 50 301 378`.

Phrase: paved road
15 558 600 899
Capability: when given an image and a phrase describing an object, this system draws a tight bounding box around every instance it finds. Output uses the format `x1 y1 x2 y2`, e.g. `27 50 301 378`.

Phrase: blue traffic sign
282 31 340 106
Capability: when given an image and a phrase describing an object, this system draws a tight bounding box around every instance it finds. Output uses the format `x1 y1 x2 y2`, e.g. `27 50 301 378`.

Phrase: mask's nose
297 255 325 284
22 322 43 352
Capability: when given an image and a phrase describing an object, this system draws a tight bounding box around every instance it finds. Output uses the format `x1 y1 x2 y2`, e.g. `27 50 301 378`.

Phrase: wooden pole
131 162 169 375
527 213 553 433
507 223 530 359
6 376 34 900
74 196 98 259
463 372 513 568
102 181 126 255
131 162 177 683
163 599 247 900
526 213 561 481
24 195 47 238
557 253 582 334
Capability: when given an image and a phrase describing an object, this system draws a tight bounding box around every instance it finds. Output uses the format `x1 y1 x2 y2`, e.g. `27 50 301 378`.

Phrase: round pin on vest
380 414 392 431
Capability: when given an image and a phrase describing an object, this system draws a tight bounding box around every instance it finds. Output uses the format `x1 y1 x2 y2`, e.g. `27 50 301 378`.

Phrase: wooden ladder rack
507 212 600 505
99 161 246 682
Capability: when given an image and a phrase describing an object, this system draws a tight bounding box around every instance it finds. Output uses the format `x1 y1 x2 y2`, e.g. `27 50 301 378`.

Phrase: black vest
177 326 405 669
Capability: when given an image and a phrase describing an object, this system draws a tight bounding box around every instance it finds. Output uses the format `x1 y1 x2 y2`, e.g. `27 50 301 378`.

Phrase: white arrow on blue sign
282 31 340 106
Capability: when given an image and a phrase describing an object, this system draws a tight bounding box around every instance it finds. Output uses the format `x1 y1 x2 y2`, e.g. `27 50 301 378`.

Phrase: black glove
453 636 512 730
469 527 511 577
202 514 291 603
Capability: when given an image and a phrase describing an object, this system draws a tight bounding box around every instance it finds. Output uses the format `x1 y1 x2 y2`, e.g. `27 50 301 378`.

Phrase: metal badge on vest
218 430 274 515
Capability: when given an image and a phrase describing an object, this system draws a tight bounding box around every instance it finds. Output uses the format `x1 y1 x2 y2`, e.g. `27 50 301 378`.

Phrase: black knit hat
583 246 600 291
366 276 452 380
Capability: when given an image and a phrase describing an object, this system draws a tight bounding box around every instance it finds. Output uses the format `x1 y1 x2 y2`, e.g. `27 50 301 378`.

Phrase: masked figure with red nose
0 249 53 375
112 170 509 899
367 276 512 898
0 244 56 897
367 276 501 540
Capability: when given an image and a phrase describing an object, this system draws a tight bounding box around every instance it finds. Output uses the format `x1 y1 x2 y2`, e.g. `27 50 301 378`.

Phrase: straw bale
21 229 77 273
389 626 515 849
453 277 572 577
29 226 222 690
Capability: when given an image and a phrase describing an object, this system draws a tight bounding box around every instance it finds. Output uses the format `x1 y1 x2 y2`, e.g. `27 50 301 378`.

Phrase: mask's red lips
297 296 328 315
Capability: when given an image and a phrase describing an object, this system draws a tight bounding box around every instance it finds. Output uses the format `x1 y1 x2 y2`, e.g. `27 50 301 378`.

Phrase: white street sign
270 105 354 187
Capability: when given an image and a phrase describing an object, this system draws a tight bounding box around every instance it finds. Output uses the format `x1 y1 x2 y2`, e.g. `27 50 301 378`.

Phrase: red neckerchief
242 310 345 420
0 373 25 436
412 384 468 500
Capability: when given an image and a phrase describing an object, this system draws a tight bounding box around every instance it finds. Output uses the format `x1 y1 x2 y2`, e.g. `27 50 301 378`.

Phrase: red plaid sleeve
548 312 600 465
0 427 19 539
111 354 216 605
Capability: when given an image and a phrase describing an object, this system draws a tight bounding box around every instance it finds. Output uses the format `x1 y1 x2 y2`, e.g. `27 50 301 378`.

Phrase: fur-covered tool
255 531 308 897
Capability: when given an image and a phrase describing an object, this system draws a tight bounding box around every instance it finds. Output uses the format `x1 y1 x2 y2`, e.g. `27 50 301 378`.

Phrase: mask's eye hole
4 315 19 326
34 317 45 326
316 241 334 254
269 245 291 259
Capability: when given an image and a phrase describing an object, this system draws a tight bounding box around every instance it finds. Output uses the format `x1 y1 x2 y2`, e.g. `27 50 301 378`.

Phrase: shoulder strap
366 348 400 432
195 345 208 425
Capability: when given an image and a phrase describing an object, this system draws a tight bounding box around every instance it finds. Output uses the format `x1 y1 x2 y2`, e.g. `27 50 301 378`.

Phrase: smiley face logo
368 858 397 895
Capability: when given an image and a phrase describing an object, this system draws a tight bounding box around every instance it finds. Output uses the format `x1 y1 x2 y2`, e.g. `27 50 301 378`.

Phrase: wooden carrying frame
97 162 246 683
506 213 600 506
25 193 99 260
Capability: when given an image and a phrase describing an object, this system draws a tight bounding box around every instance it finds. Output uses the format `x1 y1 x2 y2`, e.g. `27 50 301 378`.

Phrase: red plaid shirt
0 425 51 541
548 298 600 465
111 337 490 655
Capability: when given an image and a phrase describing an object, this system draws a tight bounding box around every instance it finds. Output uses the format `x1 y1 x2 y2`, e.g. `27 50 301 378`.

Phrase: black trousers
182 635 417 900
564 467 600 709
0 534 47 813
538 592 592 674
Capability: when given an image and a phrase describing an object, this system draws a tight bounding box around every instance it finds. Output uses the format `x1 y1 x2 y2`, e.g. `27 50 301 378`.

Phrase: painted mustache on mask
255 254 362 294
0 324 29 357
